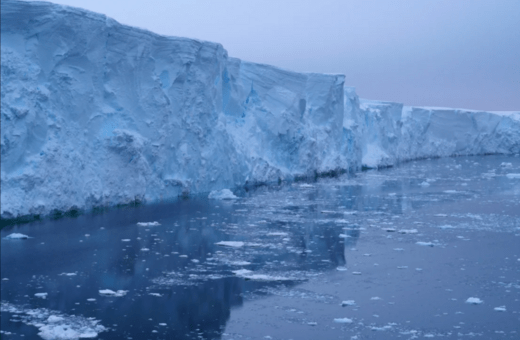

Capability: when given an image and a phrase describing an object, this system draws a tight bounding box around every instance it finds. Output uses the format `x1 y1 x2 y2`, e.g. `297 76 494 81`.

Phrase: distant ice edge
1 0 520 219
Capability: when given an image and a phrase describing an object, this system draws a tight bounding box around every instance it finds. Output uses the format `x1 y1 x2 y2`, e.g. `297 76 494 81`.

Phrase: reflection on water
1 155 520 339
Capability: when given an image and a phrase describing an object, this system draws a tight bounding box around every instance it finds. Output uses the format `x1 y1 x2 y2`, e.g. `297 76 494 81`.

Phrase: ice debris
334 317 353 323
137 221 160 227
208 189 238 200
4 233 30 240
98 289 128 297
465 297 483 305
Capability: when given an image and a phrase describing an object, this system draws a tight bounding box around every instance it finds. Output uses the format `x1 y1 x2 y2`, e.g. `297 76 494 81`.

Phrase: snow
1 0 520 219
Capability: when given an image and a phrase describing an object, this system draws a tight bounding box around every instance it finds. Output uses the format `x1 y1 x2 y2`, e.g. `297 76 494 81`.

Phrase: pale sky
41 0 519 111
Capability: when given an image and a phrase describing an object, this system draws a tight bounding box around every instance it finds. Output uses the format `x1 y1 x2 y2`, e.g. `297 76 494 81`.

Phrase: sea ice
4 233 29 239
334 317 353 323
208 189 238 200
215 241 245 248
98 289 128 297
465 297 483 305
137 221 160 227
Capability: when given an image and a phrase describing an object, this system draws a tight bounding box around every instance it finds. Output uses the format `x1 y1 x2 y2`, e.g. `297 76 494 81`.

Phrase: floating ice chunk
4 233 30 240
208 189 238 200
86 298 96 302
230 261 251 266
99 289 128 297
299 184 314 188
321 210 337 214
1 301 107 339
59 272 77 276
494 306 506 312
121 239 131 242
419 181 430 187
444 190 459 194
416 241 435 247
35 293 48 299
343 211 357 215
334 317 353 323
393 248 404 251
398 229 418 234
336 266 348 271
339 234 350 238
465 297 483 305
501 162 513 168
438 225 455 229
158 323 167 326
137 221 160 227
232 269 292 281
341 300 355 306
149 293 162 297
216 241 244 248
370 297 381 300
141 248 150 251
434 214 447 217
266 232 289 236
47 315 64 323
506 173 520 179
307 322 317 326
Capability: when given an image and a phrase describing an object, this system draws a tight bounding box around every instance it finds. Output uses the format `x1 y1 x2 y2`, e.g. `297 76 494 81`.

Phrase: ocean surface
1 155 520 339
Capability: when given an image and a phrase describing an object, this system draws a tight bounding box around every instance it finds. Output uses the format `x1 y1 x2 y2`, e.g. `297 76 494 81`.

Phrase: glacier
1 0 519 219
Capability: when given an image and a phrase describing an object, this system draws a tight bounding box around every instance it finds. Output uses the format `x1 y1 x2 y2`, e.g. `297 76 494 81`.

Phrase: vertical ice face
222 58 347 183
1 0 519 219
1 0 242 218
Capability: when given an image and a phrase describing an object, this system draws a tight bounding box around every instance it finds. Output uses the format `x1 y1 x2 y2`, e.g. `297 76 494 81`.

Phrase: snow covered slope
2 0 519 219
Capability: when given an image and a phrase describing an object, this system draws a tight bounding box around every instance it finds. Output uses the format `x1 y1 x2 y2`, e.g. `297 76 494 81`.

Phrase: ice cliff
2 0 519 219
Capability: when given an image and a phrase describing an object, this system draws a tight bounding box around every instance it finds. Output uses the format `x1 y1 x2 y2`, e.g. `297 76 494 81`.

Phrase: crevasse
1 0 519 219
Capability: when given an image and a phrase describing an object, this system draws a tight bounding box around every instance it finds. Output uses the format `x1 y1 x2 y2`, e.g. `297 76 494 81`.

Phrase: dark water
1 155 520 339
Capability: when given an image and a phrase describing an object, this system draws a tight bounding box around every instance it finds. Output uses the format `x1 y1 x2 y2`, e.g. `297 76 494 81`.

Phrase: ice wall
1 0 245 218
2 0 519 219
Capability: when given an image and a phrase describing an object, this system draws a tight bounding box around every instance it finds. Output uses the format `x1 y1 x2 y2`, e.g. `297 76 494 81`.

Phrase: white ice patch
232 269 293 281
59 273 77 276
208 189 238 200
398 229 418 234
215 241 244 248
506 173 520 179
35 293 48 299
137 221 160 227
1 301 106 339
494 306 506 312
299 184 314 188
465 297 483 305
419 181 430 187
266 232 289 236
98 289 128 297
4 233 30 240
416 241 435 247
341 300 355 306
334 317 353 323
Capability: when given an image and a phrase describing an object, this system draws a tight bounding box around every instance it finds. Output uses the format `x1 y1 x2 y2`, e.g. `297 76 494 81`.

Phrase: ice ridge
1 0 519 219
